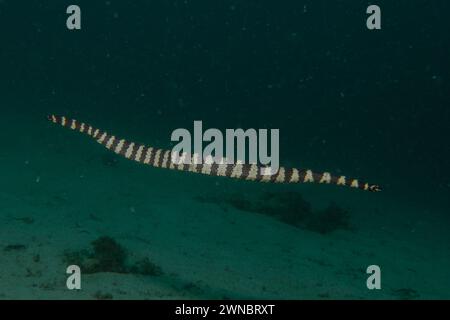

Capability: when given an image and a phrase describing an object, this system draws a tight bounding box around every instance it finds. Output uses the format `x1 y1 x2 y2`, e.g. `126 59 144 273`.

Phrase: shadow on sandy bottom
195 191 353 235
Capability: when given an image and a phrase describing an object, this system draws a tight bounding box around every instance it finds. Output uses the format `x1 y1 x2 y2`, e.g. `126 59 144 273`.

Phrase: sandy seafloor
1 113 449 300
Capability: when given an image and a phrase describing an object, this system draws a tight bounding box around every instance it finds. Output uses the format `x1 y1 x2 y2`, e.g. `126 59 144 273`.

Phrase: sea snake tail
47 115 381 192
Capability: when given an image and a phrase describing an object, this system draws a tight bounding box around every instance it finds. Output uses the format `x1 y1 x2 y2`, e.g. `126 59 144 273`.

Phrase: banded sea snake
47 115 381 192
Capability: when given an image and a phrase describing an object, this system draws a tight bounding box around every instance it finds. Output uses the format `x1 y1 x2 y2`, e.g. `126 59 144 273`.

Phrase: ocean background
0 0 449 299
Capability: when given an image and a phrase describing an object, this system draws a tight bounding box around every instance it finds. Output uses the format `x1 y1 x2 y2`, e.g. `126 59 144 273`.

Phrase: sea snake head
369 184 382 192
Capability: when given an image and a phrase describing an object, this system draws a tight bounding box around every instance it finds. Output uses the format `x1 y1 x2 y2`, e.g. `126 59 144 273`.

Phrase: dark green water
0 1 448 300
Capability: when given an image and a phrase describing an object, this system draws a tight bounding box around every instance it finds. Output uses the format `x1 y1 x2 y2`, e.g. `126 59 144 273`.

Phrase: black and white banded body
47 115 381 192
